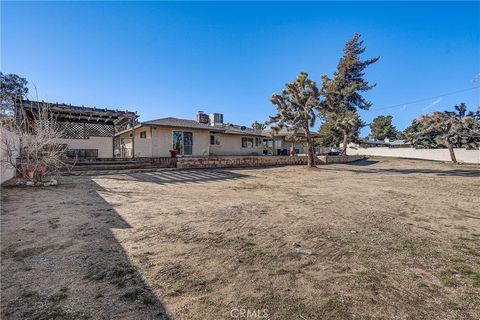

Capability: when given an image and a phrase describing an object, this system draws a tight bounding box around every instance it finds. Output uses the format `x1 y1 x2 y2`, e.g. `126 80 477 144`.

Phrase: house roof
262 127 321 138
358 139 388 146
142 117 220 131
388 140 411 146
222 123 264 136
116 117 265 137
359 139 411 146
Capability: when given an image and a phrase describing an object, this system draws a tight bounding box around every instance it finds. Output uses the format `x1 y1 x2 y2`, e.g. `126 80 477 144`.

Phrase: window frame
172 131 193 156
242 137 254 148
210 133 220 145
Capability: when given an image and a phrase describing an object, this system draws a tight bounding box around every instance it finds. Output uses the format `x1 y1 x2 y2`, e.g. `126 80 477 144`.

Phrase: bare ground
1 157 480 319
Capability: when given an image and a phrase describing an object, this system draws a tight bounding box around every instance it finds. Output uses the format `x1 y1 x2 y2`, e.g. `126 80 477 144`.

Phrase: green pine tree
320 34 379 154
369 115 398 140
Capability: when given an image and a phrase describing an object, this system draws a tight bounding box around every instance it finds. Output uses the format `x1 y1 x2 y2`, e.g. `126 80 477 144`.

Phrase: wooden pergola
16 100 138 158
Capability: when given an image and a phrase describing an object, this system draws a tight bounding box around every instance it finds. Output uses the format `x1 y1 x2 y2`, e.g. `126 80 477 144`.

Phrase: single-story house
115 111 264 157
357 138 412 149
262 127 322 155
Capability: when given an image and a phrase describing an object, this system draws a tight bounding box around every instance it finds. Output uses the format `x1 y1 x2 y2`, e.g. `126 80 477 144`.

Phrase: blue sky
2 1 479 135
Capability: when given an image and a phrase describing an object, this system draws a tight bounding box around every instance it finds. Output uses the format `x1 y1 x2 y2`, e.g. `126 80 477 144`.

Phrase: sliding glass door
172 131 193 155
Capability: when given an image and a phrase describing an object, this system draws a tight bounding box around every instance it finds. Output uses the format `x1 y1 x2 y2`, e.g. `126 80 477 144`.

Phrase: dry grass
1 157 479 319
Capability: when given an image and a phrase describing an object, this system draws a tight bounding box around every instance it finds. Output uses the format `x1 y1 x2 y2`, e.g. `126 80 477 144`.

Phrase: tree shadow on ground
104 169 250 185
322 163 480 178
0 178 170 319
344 159 379 166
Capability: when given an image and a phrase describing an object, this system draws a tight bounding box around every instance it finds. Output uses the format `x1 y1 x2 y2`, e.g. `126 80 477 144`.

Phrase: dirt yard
1 157 479 319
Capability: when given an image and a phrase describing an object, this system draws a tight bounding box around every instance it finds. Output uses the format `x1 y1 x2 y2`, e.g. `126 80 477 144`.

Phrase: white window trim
172 130 194 156
241 137 255 148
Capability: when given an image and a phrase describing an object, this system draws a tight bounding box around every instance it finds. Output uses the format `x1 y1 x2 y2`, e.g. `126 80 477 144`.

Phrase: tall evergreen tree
268 72 321 167
320 34 379 154
317 120 343 147
369 115 398 140
1 73 29 116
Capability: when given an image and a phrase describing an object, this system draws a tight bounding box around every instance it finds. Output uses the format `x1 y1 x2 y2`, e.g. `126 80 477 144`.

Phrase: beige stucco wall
118 126 264 157
285 141 307 153
117 127 151 157
209 134 263 156
118 126 211 157
266 138 307 155
152 127 210 157
1 128 19 184
55 137 113 158
347 146 480 164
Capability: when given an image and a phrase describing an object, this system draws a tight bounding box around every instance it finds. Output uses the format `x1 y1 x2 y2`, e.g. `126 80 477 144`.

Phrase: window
242 137 254 148
210 133 220 145
255 137 261 146
140 131 147 139
275 139 283 148
183 132 193 155
172 131 193 155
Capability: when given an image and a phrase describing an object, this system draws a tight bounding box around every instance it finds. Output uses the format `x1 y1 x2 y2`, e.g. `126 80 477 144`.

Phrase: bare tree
1 101 71 183
251 121 266 133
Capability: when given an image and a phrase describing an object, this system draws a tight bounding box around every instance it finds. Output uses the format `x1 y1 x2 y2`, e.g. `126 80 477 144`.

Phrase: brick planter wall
176 156 306 169
175 155 365 169
60 155 366 173
317 155 365 164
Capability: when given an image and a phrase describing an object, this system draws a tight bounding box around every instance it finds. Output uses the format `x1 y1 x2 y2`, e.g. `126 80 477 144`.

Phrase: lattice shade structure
16 100 138 158
18 100 136 127
33 120 116 139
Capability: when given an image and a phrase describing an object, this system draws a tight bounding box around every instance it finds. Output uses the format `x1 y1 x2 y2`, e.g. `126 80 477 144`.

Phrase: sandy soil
1 157 480 319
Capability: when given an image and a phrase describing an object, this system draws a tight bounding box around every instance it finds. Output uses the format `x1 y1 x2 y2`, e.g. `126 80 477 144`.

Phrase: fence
347 146 480 164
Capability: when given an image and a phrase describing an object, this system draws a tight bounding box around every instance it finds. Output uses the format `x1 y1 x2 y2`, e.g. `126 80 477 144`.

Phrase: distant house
356 138 412 148
115 111 264 157
262 127 321 155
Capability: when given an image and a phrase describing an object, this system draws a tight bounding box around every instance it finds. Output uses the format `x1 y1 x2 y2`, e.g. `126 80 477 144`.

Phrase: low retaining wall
347 147 480 164
61 155 365 173
317 155 365 164
176 156 305 169
175 155 364 169
67 157 177 170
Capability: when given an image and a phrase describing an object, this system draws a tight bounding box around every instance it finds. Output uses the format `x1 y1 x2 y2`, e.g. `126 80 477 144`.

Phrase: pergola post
271 135 276 156
112 124 116 158
130 116 135 158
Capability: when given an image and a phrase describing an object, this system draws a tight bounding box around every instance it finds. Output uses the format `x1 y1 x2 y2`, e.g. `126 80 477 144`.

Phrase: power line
371 86 480 112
